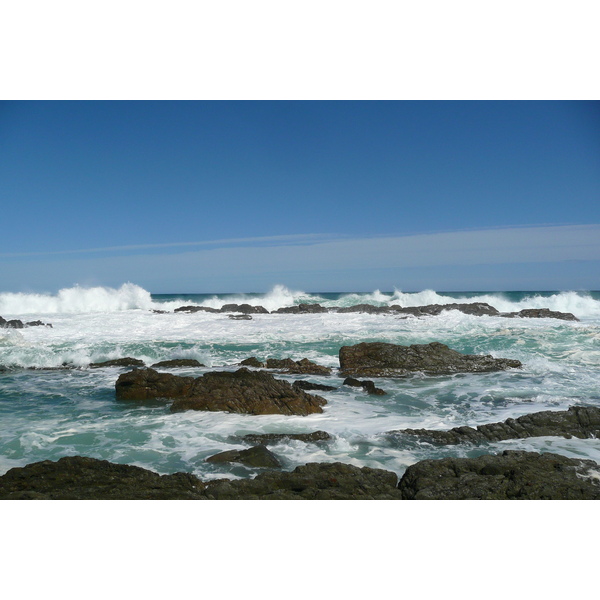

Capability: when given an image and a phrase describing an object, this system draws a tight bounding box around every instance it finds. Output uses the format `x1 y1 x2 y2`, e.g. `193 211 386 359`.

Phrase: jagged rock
265 358 332 375
152 309 168 314
168 368 327 415
501 308 579 321
206 445 282 468
339 341 521 377
0 456 205 500
151 359 205 368
238 431 332 445
271 303 328 314
239 357 265 368
116 368 195 401
343 377 386 395
335 304 390 314
229 314 252 320
220 304 268 314
388 406 600 445
0 318 24 328
174 305 220 313
202 462 402 499
398 450 600 500
90 357 146 368
292 380 337 392
25 320 52 327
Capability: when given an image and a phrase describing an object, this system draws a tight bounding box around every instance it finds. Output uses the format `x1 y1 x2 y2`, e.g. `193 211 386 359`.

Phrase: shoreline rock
90 357 146 369
237 431 332 445
206 445 282 468
151 359 205 368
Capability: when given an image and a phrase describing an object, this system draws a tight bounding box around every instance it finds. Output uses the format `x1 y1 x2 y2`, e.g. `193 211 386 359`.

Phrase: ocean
1 283 600 482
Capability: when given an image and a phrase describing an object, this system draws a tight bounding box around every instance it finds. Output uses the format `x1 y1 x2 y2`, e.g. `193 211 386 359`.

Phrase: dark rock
339 341 522 377
202 462 403 500
228 314 252 320
25 320 52 327
238 431 332 445
206 445 282 468
265 357 332 375
271 303 329 314
156 368 327 415
398 450 600 499
1 318 24 328
501 308 579 321
239 357 265 368
343 377 386 395
389 406 600 445
220 304 269 314
0 456 205 500
335 304 390 314
174 305 220 313
151 359 205 368
90 357 146 369
292 380 337 392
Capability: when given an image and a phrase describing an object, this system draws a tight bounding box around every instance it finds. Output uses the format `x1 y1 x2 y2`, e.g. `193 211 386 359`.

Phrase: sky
1 100 599 293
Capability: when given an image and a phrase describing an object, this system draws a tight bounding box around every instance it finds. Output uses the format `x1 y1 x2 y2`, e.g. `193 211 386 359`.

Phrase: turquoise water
1 284 600 480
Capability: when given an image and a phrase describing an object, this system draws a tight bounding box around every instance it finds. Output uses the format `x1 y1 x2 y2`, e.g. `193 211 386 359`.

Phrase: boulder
174 306 220 313
388 406 600 445
501 308 579 321
343 377 386 395
339 341 522 377
265 357 332 375
398 450 600 500
228 314 252 320
90 357 146 369
239 357 265 368
292 380 337 392
271 303 328 314
151 359 205 368
335 304 390 314
238 431 332 445
220 304 268 314
0 318 24 328
206 445 282 468
0 456 205 500
168 368 327 415
116 368 195 401
25 320 52 327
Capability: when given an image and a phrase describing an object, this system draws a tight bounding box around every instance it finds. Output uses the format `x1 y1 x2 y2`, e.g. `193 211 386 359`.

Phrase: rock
501 308 579 321
239 357 265 368
202 462 402 500
174 305 221 313
206 445 282 468
116 368 195 401
343 377 386 395
339 341 522 377
271 303 328 314
151 359 205 368
265 357 332 375
398 450 600 499
152 309 168 314
220 304 268 314
292 380 337 392
25 320 52 327
90 357 146 368
0 456 205 500
238 431 332 445
0 318 24 328
335 304 390 314
228 314 252 320
388 406 600 445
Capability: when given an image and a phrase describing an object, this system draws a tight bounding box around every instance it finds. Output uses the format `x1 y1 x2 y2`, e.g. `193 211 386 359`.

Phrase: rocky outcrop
339 342 522 377
151 359 205 368
206 445 282 468
25 320 52 327
174 306 220 313
501 308 579 321
398 450 600 499
0 317 24 328
265 358 332 375
292 380 337 392
0 456 205 500
168 368 327 415
239 357 264 368
272 303 328 314
238 431 332 445
90 357 146 368
343 377 386 395
220 304 269 314
388 406 600 445
229 314 252 320
116 368 195 401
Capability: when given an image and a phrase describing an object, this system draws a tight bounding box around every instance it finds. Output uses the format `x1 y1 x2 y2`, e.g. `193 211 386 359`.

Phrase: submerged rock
90 357 146 368
398 450 600 500
238 431 332 445
151 359 205 368
0 317 24 329
220 303 269 314
0 456 205 500
501 308 579 321
343 377 386 395
174 305 220 313
228 314 252 320
292 380 337 392
388 406 600 445
339 341 522 377
265 357 332 375
206 445 282 468
25 320 52 327
271 303 329 314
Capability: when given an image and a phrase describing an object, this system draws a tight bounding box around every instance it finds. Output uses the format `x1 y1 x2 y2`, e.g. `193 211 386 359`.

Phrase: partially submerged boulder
151 359 205 368
239 357 264 368
206 445 282 468
292 380 337 392
238 431 332 445
398 450 600 500
339 341 521 377
116 368 195 401
220 303 268 314
388 406 600 445
343 377 386 395
90 357 145 368
174 306 220 313
265 358 332 375
271 303 328 314
501 308 579 321
0 317 24 329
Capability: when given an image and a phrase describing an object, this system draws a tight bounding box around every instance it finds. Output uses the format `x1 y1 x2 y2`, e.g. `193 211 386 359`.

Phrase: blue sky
1 100 599 292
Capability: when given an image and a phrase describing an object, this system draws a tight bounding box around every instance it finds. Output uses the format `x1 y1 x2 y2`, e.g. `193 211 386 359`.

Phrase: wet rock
238 431 332 445
202 462 402 500
25 320 52 327
265 357 332 375
271 303 329 314
160 368 327 415
239 357 265 368
229 314 252 320
292 380 337 392
388 406 600 445
501 308 579 321
151 309 168 314
343 377 386 395
398 450 600 499
90 357 146 368
339 341 521 377
220 304 269 314
206 445 282 468
151 359 205 368
0 318 24 328
0 456 205 500
116 368 195 401
335 304 391 314
174 305 221 313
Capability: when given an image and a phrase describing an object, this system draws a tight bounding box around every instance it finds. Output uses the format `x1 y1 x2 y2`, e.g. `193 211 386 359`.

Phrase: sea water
1 283 600 481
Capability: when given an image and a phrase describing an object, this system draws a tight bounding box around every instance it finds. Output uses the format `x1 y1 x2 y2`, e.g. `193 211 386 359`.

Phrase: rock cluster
206 445 282 468
0 316 53 328
237 431 332 445
239 356 332 375
339 341 522 377
343 377 386 395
